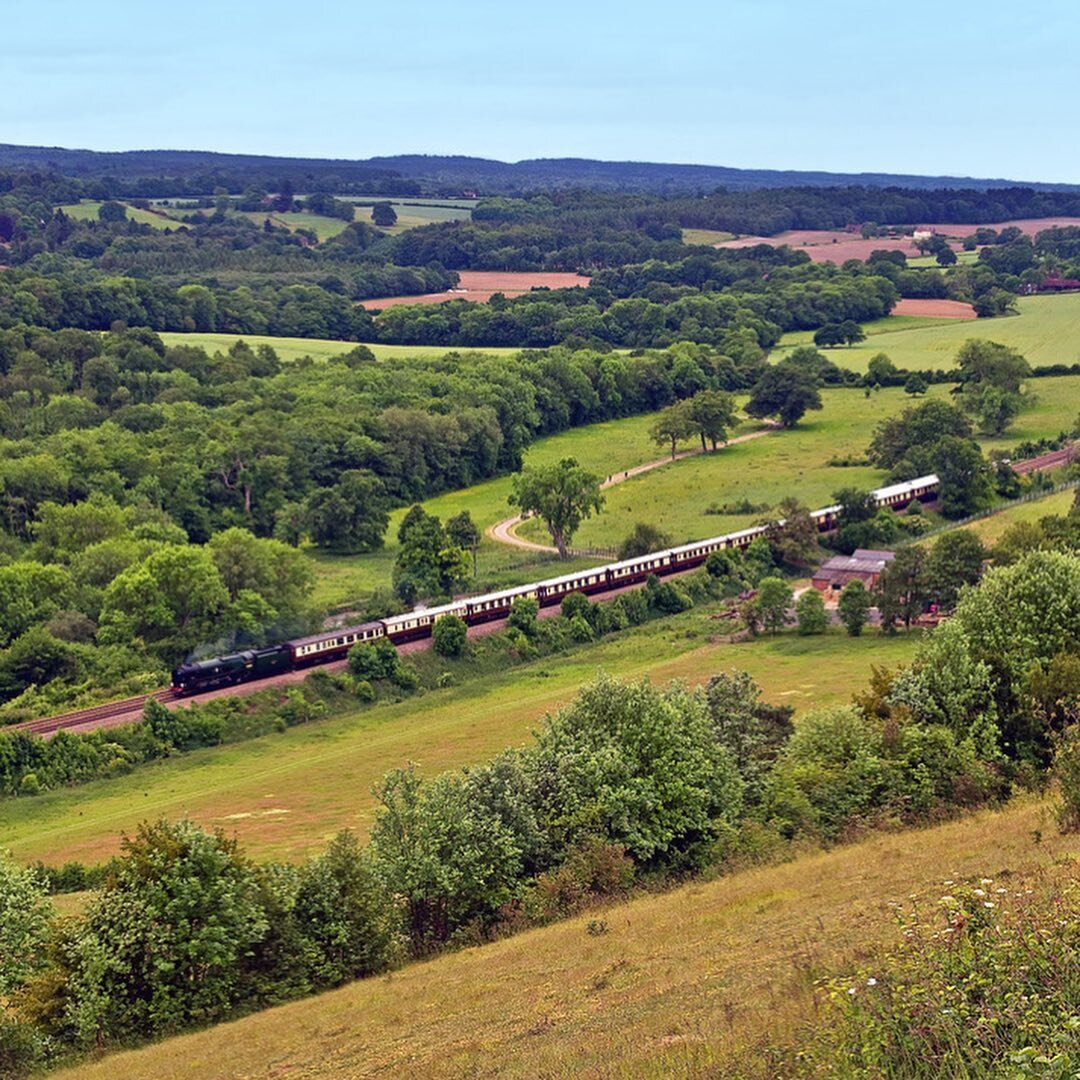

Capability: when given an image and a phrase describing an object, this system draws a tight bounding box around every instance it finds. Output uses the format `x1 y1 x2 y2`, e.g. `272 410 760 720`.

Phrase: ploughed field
714 216 1080 263
361 270 592 311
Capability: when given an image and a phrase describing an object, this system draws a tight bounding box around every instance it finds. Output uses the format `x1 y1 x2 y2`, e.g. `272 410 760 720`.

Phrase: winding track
487 423 781 552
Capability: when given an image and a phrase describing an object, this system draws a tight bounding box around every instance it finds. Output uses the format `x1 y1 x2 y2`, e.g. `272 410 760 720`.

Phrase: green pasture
267 211 354 241
311 375 1080 607
56 201 181 230
155 331 520 364
353 201 472 234
1 617 920 869
944 486 1077 548
521 386 902 549
776 294 1080 373
907 250 980 267
682 228 736 245
306 412 762 607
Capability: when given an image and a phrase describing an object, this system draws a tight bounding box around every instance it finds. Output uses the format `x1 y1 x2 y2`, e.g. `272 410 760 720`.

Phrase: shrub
837 579 870 636
560 591 590 621
795 589 828 635
568 614 594 643
347 638 400 681
507 596 539 636
432 615 467 658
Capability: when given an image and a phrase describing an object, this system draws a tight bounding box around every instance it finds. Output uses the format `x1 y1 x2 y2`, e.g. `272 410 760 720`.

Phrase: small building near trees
812 548 895 595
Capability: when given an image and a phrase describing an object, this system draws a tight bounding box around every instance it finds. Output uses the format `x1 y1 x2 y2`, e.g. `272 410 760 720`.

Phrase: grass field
776 294 1080 373
311 375 1080 607
2 621 920 869
515 377 1080 551
946 486 1077 547
307 412 764 607
54 794 1077 1080
155 331 520 364
352 201 472 234
682 227 736 245
57 201 181 230
254 211 355 241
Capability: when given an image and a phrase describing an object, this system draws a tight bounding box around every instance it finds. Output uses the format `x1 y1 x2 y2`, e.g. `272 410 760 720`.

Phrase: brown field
716 216 1080 264
363 270 591 311
891 297 976 318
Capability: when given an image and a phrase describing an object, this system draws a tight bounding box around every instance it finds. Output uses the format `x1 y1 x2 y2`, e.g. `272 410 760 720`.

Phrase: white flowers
866 977 878 987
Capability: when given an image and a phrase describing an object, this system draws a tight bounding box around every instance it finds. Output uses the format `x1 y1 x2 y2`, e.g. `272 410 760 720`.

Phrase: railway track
11 688 176 737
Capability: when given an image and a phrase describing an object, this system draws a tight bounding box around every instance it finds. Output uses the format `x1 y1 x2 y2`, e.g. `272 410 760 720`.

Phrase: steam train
170 473 939 695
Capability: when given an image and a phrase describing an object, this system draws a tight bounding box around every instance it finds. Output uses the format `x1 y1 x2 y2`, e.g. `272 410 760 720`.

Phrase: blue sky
4 0 1078 182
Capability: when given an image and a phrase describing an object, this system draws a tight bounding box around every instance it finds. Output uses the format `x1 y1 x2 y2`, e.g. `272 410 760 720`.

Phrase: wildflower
866 977 877 987
980 878 993 885
848 987 857 996
983 902 995 908
973 888 986 897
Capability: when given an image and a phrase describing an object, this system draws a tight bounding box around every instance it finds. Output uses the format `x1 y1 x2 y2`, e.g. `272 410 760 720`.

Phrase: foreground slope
57 798 1078 1079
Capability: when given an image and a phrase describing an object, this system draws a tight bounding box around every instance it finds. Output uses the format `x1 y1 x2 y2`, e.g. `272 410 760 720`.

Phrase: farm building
812 548 895 594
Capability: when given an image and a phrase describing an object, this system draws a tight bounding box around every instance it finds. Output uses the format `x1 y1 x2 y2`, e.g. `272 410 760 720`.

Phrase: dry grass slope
56 798 1079 1079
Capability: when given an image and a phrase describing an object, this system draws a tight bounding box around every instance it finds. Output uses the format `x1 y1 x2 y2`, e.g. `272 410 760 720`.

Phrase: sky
4 0 1079 183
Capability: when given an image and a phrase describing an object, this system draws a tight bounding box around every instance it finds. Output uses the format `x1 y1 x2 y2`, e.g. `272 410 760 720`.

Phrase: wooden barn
811 548 895 595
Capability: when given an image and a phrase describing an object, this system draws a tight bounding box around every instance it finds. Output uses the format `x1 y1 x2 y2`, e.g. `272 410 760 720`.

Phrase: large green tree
508 457 603 558
745 363 823 428
305 470 388 554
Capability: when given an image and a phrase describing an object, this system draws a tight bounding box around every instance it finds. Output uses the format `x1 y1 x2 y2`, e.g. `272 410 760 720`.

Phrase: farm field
56 201 181 230
362 270 592 311
3 623 921 870
53 795 1075 1080
891 297 975 318
776 293 1080 373
715 216 1080 264
155 331 521 363
246 210 355 241
681 227 736 245
948 486 1077 547
351 200 472 233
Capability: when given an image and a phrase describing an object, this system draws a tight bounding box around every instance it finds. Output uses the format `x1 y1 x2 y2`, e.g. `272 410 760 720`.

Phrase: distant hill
1 143 1077 196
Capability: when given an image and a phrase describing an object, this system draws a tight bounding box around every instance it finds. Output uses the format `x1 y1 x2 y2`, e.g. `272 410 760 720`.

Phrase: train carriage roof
286 621 385 649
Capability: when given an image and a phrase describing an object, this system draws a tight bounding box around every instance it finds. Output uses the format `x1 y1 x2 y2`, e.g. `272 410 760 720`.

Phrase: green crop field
155 331 520 364
776 294 1080 373
57 201 182 230
52 795 1069 1080
2 616 920 870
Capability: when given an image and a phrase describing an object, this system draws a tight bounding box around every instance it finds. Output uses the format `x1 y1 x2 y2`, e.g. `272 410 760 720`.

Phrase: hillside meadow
776 293 1080 373
1 618 921 869
52 795 1078 1080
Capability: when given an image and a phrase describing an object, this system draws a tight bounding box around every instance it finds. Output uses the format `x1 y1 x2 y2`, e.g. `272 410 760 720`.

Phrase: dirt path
486 423 781 553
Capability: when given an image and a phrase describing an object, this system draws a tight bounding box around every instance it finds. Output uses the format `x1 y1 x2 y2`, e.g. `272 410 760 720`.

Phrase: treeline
9 539 1080 1070
475 186 1080 238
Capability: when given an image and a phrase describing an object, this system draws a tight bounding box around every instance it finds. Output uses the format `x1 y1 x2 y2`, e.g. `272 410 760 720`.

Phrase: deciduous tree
508 458 603 558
